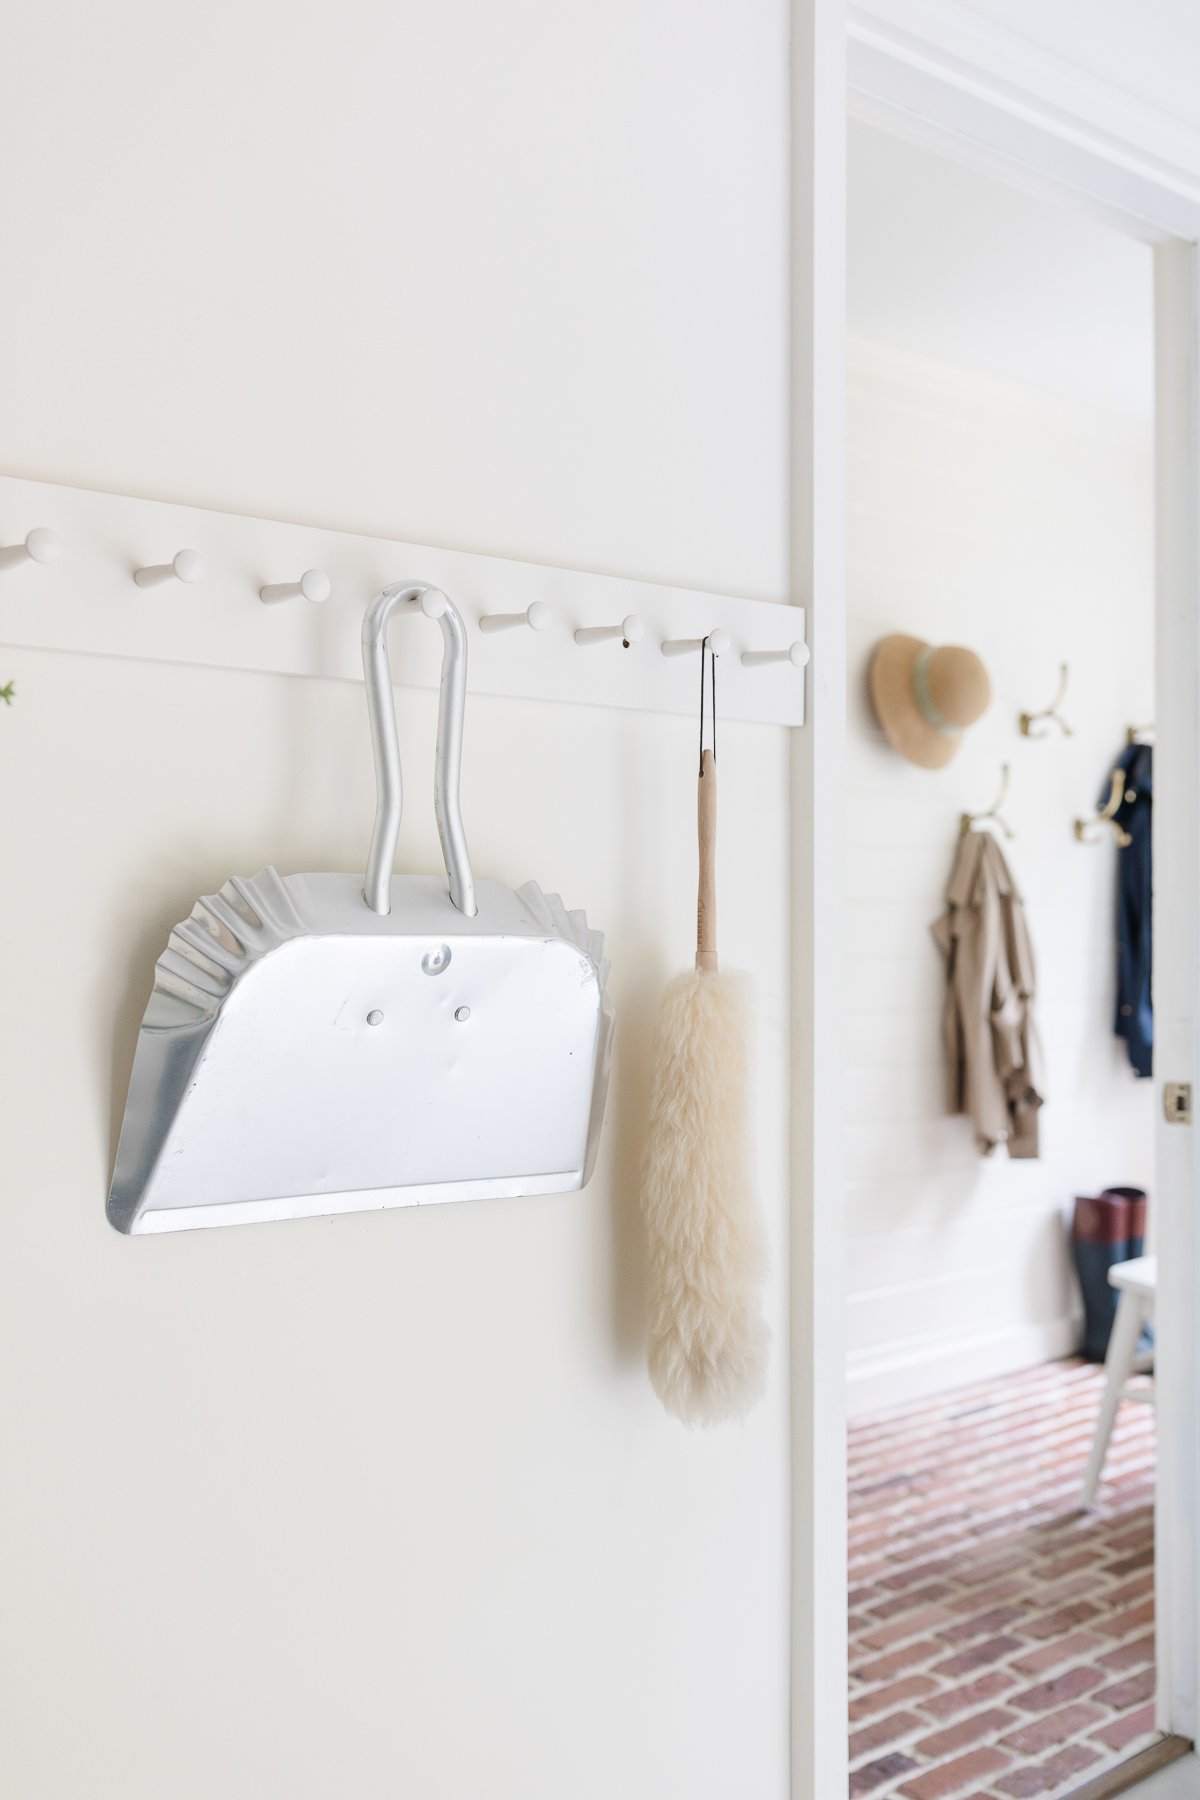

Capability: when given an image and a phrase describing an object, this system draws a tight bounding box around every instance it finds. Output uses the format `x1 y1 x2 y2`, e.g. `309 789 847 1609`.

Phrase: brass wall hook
961 762 1015 839
1020 663 1074 738
1074 768 1132 847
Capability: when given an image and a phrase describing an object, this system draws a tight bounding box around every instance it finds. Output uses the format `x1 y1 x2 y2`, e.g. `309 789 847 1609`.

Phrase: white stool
1081 1254 1157 1508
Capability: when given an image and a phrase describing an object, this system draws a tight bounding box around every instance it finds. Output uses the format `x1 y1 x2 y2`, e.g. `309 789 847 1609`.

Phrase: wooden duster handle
696 747 718 972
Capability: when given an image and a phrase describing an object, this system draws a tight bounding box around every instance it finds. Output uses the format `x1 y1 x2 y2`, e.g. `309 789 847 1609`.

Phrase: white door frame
790 5 848 1795
1150 241 1200 1744
792 4 1200 1792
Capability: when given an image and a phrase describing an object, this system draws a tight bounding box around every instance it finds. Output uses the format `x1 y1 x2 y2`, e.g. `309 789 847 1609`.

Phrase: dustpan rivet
367 1009 384 1026
455 1006 471 1022
422 943 452 975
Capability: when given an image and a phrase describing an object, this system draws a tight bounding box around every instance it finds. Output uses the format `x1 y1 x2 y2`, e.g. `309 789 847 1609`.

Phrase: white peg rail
133 547 204 589
0 526 62 571
259 568 331 607
479 601 550 634
0 477 807 726
662 629 731 658
574 615 645 648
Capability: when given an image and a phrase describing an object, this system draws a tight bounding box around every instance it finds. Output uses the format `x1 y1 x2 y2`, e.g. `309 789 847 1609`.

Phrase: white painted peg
741 641 809 669
479 601 551 634
0 527 62 571
661 629 730 658
574 615 644 647
134 548 204 589
259 569 331 607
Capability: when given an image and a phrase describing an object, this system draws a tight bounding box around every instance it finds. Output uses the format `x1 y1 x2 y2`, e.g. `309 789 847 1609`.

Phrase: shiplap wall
845 338 1156 1416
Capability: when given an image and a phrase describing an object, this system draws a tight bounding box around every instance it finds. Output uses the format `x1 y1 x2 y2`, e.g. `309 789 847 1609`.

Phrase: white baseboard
847 1315 1084 1417
1131 1750 1200 1797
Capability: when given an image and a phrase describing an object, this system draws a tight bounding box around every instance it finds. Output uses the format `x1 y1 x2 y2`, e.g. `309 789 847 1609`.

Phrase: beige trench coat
931 828 1045 1158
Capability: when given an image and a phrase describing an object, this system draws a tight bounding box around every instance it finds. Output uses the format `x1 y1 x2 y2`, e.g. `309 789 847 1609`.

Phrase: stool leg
1081 1291 1144 1507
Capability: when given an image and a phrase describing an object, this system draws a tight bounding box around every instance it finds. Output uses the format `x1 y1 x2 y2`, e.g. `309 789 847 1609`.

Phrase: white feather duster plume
639 740 770 1425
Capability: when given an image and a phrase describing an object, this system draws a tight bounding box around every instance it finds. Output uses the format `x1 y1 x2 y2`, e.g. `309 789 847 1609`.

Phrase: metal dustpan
108 582 614 1235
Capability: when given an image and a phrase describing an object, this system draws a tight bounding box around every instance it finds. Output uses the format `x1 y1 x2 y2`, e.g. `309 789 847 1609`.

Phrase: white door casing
797 4 1200 1784
790 3 848 1795
1151 239 1200 1740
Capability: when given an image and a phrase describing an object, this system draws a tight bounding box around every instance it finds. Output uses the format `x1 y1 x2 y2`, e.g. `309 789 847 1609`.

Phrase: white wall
0 7 793 1797
848 119 1154 417
845 337 1156 1415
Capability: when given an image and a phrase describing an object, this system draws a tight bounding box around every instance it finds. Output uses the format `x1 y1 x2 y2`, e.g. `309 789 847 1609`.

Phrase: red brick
856 1638 944 1684
899 1747 1012 1799
849 1360 1158 1800
938 1606 1027 1647
1021 1602 1101 1640
932 1636 1026 1680
1040 1743 1103 1786
956 1554 1027 1588
919 1671 1020 1722
1029 1574 1095 1609
1010 1631 1104 1676
849 1675 940 1722
1097 1599 1155 1640
1029 1548 1099 1583
1109 1471 1154 1498
869 1583 955 1622
914 1708 1018 1760
850 1751 920 1797
1104 1520 1153 1556
1088 1701 1158 1752
994 1742 1101 1797
1101 1573 1155 1611
1092 1665 1155 1710
993 1772 1048 1799
1013 1665 1104 1712
860 1605 959 1651
947 1579 1026 1614
999 1702 1105 1754
1097 1633 1155 1674
849 1710 928 1762
855 1530 916 1562
853 1556 898 1584
1108 1546 1154 1578
881 1558 959 1591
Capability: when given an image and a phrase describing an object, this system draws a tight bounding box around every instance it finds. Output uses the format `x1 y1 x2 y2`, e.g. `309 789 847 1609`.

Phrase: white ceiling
955 0 1200 136
848 117 1154 418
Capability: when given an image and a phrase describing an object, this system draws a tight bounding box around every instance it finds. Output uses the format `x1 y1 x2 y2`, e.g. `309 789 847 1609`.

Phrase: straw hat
869 635 991 770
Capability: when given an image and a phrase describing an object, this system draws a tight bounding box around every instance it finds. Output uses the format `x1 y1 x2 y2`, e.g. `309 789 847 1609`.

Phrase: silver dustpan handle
362 582 478 918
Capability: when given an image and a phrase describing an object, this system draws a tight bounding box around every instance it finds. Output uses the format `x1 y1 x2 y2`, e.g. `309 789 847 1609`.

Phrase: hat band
912 647 962 739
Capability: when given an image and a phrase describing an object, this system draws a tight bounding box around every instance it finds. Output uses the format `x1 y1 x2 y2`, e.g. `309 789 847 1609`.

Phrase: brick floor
849 1358 1160 1798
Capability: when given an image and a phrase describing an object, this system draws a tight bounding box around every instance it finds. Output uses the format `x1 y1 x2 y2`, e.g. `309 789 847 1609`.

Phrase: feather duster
640 746 770 1424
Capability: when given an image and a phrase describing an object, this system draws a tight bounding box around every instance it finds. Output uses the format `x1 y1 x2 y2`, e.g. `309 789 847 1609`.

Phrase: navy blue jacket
1112 743 1153 1077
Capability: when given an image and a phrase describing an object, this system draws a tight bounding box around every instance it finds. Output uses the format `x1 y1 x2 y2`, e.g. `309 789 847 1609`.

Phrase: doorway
844 119 1172 1798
